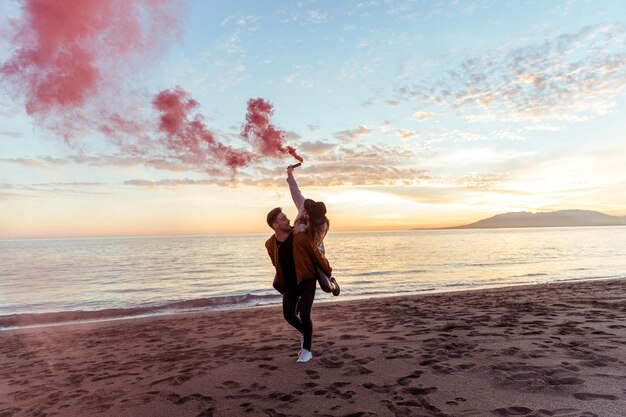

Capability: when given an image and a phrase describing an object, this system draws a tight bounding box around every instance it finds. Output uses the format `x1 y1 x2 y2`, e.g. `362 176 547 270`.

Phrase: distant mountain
448 210 626 229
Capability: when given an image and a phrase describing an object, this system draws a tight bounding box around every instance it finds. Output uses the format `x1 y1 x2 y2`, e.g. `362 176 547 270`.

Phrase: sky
1 0 625 238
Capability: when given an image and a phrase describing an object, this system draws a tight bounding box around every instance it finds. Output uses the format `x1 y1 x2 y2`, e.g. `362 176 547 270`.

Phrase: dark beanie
304 199 327 223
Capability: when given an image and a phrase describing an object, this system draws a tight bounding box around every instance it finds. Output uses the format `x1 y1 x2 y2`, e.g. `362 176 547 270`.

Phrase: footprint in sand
221 380 240 389
305 369 320 380
397 370 423 386
402 386 437 396
362 382 394 394
268 392 299 404
239 401 254 413
491 406 533 416
318 356 343 368
446 397 467 406
341 365 372 376
573 392 618 400
165 393 214 406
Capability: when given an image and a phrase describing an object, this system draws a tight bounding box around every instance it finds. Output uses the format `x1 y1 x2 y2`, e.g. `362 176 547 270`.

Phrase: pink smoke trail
241 98 304 163
153 87 254 170
1 0 181 138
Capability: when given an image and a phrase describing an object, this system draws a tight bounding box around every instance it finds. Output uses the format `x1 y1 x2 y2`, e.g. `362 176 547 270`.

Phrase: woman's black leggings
282 278 316 351
316 265 333 293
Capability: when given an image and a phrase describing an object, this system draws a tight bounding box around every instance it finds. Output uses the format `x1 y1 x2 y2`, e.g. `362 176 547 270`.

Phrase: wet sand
1 279 625 417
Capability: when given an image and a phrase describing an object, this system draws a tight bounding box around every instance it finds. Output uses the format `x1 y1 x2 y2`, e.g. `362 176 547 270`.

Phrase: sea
1 226 625 329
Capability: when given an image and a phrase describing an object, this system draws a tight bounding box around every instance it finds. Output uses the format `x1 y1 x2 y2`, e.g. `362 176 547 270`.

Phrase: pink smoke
241 98 304 163
153 87 254 170
1 1 303 174
1 0 180 117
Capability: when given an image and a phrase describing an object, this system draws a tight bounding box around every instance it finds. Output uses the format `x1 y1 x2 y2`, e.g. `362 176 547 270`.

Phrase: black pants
282 278 316 351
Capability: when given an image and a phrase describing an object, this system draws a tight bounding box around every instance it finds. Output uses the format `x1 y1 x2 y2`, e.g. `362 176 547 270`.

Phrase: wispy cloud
0 191 33 200
412 111 436 121
4 138 424 188
307 10 328 23
221 14 261 31
0 157 69 168
397 128 421 140
0 130 25 139
0 181 111 198
398 23 626 123
298 140 338 158
334 125 372 142
1 154 203 173
124 178 221 188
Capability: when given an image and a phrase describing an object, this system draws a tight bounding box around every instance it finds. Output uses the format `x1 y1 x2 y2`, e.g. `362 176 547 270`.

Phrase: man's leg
296 279 316 352
282 289 304 334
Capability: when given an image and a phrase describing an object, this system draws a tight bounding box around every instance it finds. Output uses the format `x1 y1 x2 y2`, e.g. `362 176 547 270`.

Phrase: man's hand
287 166 295 176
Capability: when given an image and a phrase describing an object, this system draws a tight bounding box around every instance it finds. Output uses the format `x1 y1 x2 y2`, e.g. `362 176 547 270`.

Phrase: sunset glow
1 1 625 238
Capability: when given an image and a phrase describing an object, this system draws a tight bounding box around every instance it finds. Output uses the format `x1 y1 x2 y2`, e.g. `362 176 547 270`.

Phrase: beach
1 279 625 417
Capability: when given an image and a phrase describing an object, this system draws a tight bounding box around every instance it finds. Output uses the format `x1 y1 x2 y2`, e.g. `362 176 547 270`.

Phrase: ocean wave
0 293 281 330
513 273 548 278
351 269 429 277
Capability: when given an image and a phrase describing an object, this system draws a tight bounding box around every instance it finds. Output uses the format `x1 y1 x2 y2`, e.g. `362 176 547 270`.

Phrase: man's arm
265 237 276 267
265 237 283 294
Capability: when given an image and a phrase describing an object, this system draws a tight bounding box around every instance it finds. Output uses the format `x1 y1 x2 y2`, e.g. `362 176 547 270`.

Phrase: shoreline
2 276 623 331
1 279 625 416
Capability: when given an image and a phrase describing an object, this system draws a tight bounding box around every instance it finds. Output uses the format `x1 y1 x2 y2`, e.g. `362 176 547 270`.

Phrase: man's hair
266 207 282 229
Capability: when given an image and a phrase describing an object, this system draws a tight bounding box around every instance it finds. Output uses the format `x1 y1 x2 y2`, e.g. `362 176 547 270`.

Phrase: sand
1 279 625 417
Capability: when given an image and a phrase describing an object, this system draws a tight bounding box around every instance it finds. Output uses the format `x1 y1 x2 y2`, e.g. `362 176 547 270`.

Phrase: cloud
31 182 106 188
306 123 320 131
0 181 111 198
452 172 513 191
412 111 435 121
0 157 68 168
335 125 372 142
298 140 338 158
124 178 226 188
307 10 328 23
398 23 626 123
0 130 25 139
397 129 421 140
379 120 392 134
221 14 261 31
0 154 206 174
123 140 427 188
0 191 33 200
4 140 426 188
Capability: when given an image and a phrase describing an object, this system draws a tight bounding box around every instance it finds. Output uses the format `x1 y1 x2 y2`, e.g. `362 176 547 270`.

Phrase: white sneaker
297 349 313 363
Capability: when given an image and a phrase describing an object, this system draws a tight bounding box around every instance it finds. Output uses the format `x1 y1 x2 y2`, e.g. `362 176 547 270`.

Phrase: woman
287 164 340 296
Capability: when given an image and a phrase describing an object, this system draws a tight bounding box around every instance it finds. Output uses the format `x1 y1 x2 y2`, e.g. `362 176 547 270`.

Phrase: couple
265 165 340 363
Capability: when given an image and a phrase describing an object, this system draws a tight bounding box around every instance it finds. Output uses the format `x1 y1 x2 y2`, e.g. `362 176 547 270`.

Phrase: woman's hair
307 215 329 243
303 199 329 243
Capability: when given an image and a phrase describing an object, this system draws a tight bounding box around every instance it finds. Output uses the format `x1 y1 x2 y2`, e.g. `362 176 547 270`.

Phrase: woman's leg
316 265 340 296
316 265 332 293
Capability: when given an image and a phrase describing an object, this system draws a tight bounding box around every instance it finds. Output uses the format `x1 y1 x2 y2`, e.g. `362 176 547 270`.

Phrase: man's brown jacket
265 232 332 294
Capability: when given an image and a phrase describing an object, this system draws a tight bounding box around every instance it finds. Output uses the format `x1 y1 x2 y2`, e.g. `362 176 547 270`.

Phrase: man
265 207 332 363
